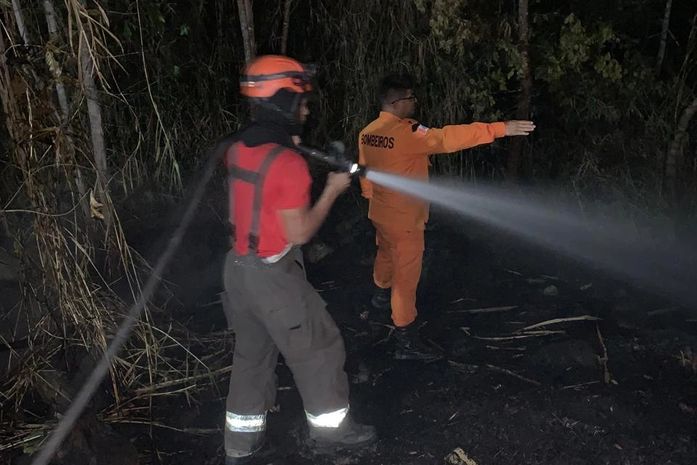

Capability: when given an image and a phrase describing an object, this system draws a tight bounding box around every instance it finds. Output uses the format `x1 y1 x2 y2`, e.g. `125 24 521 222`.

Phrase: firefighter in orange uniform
358 73 535 360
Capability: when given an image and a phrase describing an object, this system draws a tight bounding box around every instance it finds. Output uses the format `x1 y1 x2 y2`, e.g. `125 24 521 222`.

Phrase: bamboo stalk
665 95 697 208
42 0 69 118
43 0 91 219
237 0 256 63
11 0 31 45
281 0 292 54
506 0 532 180
134 0 179 189
78 27 110 227
656 0 673 74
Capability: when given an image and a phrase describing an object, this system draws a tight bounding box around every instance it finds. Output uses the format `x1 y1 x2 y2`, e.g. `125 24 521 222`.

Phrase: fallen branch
485 345 526 352
445 447 479 465
677 348 697 374
450 297 477 304
516 315 600 333
561 381 600 390
647 306 680 316
103 418 217 435
449 305 519 314
470 330 565 341
0 432 46 452
133 366 232 396
372 326 395 346
596 324 613 384
485 364 541 386
425 338 445 353
448 360 479 374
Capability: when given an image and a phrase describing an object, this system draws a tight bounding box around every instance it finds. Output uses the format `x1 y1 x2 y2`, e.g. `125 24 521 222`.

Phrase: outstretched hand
505 120 536 136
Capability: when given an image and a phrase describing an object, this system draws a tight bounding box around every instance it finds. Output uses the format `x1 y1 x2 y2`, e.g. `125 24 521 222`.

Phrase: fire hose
29 138 355 465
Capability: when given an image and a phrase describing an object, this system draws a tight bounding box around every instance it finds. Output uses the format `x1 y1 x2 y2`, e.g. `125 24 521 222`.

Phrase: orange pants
372 222 424 327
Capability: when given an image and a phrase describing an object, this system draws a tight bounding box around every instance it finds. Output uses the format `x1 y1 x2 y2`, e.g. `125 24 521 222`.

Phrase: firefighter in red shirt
221 56 375 464
359 73 535 360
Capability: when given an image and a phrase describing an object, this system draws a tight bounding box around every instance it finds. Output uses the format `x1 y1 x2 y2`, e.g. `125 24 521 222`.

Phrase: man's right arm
279 172 351 245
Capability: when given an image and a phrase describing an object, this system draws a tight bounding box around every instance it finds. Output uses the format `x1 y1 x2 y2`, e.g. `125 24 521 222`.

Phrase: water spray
366 171 697 309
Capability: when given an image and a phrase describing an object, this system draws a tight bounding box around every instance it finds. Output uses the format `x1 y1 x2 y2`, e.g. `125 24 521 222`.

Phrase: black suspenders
227 144 286 256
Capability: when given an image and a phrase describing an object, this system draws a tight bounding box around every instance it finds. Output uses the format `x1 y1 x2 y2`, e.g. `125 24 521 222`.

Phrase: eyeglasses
391 94 417 104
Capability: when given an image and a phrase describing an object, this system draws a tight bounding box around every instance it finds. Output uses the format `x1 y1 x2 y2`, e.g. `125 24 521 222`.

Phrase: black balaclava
241 89 306 148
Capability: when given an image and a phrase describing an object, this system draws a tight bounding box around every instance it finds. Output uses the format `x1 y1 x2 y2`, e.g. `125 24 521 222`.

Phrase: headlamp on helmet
240 55 315 99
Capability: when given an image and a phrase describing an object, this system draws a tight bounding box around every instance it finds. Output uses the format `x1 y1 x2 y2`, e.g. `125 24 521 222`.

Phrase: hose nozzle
297 141 366 177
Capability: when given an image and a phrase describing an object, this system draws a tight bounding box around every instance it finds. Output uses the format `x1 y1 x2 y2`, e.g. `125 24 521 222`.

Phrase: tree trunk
506 0 532 180
656 0 672 75
237 0 256 63
281 0 292 55
665 95 697 207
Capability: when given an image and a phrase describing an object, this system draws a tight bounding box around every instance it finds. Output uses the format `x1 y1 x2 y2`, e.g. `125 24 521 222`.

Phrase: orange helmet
240 55 314 99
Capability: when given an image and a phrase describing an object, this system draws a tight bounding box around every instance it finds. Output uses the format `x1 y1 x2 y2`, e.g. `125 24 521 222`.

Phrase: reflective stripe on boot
307 412 377 449
225 411 266 460
306 406 349 428
226 412 266 432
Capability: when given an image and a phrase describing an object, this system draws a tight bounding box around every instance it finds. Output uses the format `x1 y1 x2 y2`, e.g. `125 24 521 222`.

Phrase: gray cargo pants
222 247 350 455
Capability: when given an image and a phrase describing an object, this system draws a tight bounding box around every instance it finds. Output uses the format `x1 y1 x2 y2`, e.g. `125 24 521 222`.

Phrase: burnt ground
115 189 697 465
5 186 697 465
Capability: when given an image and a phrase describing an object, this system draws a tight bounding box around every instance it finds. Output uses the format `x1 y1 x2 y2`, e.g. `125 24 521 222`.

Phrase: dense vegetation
0 0 695 459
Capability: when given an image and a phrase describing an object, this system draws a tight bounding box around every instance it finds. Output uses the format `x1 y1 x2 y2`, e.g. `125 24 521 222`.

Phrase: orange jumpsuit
358 111 506 327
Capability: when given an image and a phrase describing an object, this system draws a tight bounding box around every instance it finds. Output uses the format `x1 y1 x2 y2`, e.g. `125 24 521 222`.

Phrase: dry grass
0 1 232 453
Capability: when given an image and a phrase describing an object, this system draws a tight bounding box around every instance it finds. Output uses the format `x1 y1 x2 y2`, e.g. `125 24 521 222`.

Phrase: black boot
394 323 442 361
225 431 265 464
370 286 391 310
225 456 254 465
308 417 377 451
